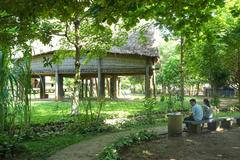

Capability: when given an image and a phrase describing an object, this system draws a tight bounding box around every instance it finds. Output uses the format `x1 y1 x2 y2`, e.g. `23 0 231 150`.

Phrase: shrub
0 134 26 159
210 98 221 107
98 131 157 160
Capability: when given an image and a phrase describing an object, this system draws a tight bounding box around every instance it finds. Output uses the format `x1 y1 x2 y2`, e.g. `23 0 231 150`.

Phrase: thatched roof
32 23 159 58
111 24 159 57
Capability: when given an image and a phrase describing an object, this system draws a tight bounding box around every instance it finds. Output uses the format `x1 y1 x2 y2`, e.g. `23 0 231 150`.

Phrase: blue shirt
192 104 203 121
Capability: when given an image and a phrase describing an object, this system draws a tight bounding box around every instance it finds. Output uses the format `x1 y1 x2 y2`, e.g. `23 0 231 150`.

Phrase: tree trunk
211 82 218 98
23 56 31 128
196 83 200 96
180 36 185 108
237 49 240 103
71 20 82 115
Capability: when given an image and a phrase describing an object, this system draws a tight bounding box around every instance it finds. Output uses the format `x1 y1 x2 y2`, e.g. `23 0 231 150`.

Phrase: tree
38 1 126 114
223 23 240 102
0 1 60 132
157 56 181 95
184 0 240 100
222 0 240 102
94 0 225 108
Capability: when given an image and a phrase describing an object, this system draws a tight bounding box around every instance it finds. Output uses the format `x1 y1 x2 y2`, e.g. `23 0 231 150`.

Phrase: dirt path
47 126 167 160
120 127 240 160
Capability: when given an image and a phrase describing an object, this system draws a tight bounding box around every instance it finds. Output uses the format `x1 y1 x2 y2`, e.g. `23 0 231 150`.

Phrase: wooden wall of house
31 53 149 76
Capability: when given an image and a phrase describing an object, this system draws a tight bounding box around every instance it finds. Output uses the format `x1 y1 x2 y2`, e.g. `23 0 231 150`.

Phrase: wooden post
152 69 156 98
117 77 121 97
40 75 46 99
98 58 105 98
81 79 84 98
110 76 117 98
85 79 88 98
58 75 64 99
107 78 110 97
90 78 93 97
55 68 59 100
55 66 64 100
145 58 153 98
95 78 98 97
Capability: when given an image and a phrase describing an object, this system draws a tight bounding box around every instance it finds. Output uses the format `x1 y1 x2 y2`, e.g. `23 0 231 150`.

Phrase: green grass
31 100 150 124
30 98 239 124
21 133 89 160
31 101 71 124
214 112 240 118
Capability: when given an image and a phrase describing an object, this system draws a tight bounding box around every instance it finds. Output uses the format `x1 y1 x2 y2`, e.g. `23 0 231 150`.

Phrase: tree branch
65 22 76 45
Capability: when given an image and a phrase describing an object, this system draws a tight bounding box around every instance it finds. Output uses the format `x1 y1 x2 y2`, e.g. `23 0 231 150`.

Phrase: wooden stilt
145 58 153 98
40 75 46 99
110 76 117 98
98 58 105 98
90 78 93 97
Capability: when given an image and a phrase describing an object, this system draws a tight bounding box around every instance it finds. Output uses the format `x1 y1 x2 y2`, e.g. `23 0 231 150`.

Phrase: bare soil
120 127 240 160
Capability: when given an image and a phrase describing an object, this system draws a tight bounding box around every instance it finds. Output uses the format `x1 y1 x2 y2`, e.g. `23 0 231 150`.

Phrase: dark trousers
184 115 194 128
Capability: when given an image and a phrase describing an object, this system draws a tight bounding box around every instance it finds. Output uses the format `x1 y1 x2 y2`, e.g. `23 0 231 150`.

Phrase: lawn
30 100 145 124
30 97 239 124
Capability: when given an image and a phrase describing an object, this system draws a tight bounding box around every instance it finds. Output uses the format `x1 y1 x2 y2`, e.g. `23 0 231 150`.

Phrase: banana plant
0 50 32 134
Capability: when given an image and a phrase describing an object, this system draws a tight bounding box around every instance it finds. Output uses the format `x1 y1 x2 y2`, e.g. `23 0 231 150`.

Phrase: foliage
220 103 240 112
210 98 221 107
66 119 114 135
21 133 86 160
98 131 157 160
0 50 32 134
184 5 232 97
157 56 180 88
221 1 240 102
48 7 127 114
143 98 157 111
0 50 8 133
128 76 144 94
0 134 26 159
142 98 157 124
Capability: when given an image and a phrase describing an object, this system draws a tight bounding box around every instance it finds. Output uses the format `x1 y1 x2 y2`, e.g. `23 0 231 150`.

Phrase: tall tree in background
222 0 240 102
185 0 239 100
224 23 240 102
